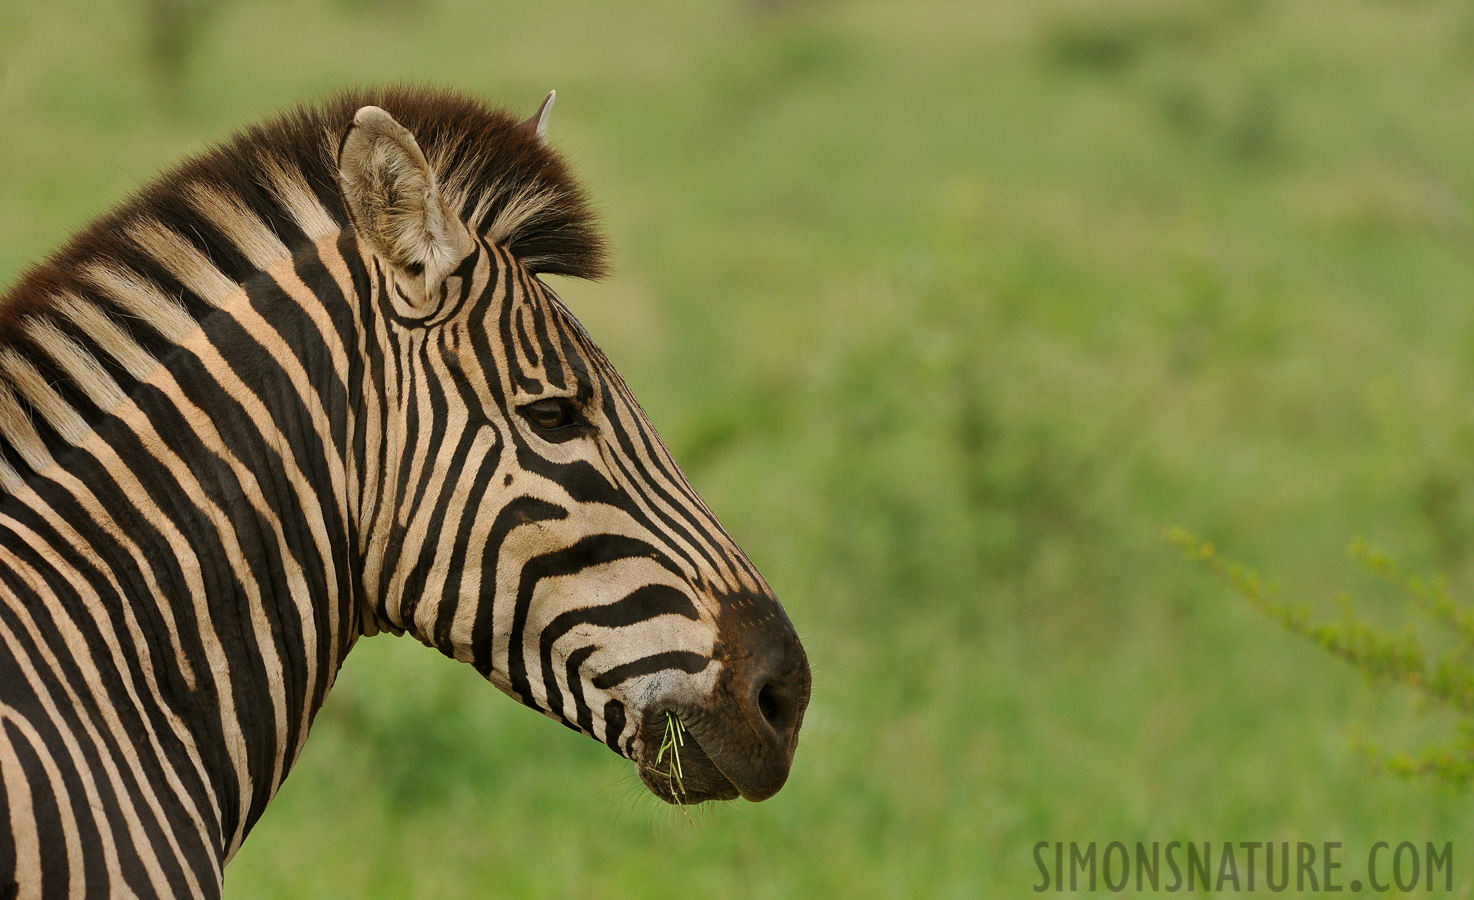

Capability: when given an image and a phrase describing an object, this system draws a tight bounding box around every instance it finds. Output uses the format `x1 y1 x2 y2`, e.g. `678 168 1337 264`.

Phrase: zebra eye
519 397 578 433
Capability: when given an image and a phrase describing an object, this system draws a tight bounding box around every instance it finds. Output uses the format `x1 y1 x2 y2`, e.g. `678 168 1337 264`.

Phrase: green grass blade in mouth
656 711 688 802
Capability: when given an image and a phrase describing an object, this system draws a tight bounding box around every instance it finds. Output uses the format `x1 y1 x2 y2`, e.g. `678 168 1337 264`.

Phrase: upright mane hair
1 85 608 345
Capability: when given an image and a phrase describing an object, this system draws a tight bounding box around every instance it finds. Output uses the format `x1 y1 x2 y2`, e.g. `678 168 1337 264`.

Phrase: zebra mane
0 86 607 492
1 85 607 342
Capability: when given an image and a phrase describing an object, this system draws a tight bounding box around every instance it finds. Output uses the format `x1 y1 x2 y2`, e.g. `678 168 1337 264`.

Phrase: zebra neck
0 233 369 859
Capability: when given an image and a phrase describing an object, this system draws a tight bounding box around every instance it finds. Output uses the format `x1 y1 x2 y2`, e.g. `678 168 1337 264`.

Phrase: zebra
0 86 810 898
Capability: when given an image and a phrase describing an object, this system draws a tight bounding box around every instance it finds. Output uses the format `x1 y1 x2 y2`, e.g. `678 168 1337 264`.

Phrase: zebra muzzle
639 712 742 805
637 632 811 804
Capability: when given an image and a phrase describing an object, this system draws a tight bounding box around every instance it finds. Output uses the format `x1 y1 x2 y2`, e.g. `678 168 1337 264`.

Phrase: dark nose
745 646 809 749
724 634 811 799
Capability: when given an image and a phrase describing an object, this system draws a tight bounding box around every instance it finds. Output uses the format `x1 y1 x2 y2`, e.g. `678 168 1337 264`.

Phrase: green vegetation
1175 529 1474 790
5 0 1474 895
656 712 691 810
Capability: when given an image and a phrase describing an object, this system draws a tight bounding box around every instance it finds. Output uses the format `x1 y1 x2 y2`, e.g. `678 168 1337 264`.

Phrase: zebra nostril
756 681 789 735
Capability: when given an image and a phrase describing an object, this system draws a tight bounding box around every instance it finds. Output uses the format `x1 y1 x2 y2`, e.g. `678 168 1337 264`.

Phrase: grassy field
6 0 1474 895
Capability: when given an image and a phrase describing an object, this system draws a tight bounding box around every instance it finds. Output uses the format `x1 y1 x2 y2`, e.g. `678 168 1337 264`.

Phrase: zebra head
335 99 810 803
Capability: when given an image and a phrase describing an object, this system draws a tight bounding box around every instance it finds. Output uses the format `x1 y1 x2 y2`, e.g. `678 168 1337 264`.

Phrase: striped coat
0 87 809 898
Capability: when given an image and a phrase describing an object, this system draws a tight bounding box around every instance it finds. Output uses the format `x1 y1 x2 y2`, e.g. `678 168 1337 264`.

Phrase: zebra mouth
636 711 741 805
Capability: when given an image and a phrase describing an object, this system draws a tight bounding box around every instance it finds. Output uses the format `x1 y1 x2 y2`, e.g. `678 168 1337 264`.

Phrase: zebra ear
337 105 473 315
518 91 555 144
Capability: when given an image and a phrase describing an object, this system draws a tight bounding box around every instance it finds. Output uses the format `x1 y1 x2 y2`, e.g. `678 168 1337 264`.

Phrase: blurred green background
5 0 1474 895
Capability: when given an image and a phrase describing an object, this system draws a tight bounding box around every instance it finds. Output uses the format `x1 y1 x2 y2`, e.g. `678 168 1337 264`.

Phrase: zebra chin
635 715 743 805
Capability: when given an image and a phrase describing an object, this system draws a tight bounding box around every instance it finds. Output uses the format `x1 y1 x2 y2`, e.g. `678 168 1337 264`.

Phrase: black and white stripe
0 86 810 898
